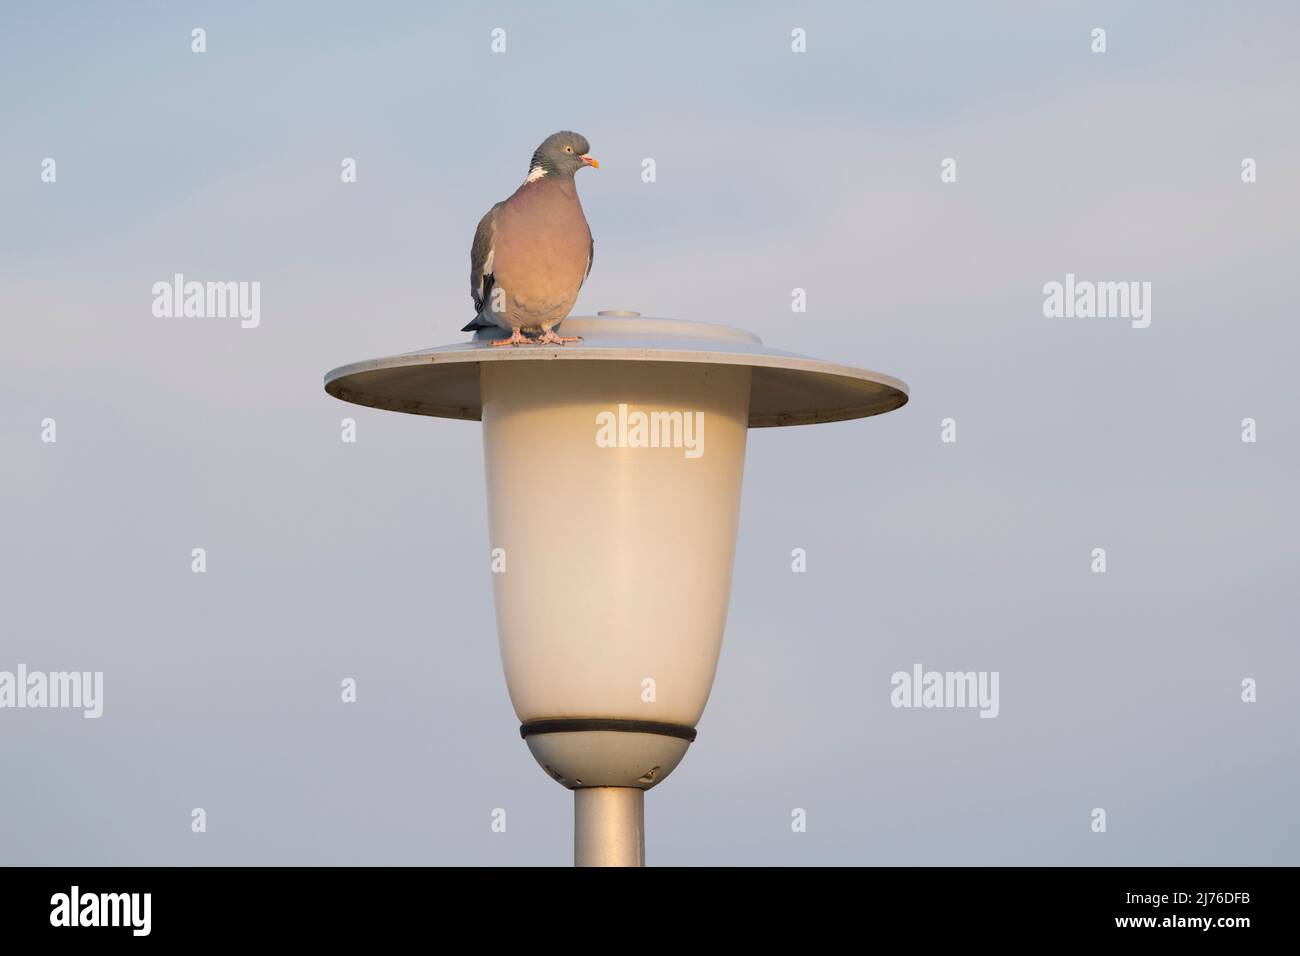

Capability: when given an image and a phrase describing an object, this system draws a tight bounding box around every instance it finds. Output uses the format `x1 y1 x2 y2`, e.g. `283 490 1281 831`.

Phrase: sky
2 1 1297 865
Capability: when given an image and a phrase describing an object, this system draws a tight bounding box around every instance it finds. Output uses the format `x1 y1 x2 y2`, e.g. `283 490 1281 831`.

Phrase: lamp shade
482 359 750 787
325 313 908 790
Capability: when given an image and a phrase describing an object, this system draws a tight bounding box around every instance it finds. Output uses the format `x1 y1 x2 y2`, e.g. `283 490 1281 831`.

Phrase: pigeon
462 131 598 346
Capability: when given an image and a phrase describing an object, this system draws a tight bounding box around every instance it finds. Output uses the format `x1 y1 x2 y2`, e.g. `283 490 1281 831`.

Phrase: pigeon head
527 131 598 181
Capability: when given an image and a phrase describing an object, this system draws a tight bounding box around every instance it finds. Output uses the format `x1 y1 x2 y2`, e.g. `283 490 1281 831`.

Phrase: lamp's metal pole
574 788 645 867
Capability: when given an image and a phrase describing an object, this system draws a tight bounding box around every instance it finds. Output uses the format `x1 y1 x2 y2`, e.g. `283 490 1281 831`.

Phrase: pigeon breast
490 177 592 330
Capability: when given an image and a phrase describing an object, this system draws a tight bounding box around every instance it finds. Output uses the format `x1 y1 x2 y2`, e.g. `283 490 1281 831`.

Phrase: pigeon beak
580 155 599 169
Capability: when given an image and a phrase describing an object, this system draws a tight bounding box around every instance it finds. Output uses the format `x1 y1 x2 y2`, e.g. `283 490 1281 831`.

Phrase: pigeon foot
536 330 583 345
491 329 536 347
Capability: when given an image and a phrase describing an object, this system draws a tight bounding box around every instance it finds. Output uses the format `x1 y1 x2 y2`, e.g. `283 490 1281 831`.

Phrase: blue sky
2 1 1297 865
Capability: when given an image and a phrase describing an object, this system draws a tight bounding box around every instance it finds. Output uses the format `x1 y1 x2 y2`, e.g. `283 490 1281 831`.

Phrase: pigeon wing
462 202 502 331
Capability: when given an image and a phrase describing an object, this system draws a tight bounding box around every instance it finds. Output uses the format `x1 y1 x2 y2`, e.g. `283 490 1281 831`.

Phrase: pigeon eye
564 146 573 153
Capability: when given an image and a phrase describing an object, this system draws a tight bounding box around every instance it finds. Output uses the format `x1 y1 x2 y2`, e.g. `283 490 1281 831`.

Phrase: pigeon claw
491 329 536 347
536 330 583 346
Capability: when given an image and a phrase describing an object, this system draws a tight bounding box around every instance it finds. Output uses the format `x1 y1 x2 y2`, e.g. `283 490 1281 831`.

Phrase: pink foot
491 329 536 347
536 329 583 345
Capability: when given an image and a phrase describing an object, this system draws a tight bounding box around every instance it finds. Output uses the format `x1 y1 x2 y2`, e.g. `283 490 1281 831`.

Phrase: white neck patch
525 165 547 183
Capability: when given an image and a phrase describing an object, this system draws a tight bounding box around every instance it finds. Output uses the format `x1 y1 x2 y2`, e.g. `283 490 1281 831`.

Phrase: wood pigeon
461 131 598 346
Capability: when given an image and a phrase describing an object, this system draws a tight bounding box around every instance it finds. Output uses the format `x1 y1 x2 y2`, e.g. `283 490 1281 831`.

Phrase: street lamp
325 311 908 866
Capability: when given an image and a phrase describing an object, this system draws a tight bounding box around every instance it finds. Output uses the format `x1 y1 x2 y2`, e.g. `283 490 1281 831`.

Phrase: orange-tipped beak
580 154 599 169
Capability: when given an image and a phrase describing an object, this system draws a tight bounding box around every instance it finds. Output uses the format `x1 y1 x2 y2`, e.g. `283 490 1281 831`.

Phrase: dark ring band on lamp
520 718 698 742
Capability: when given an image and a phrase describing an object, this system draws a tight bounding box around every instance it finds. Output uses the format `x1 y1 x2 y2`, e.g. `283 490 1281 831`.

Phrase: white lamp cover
484 358 749 725
325 314 908 789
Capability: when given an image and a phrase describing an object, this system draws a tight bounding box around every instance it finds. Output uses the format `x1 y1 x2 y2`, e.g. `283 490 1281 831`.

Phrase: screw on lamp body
325 312 908 866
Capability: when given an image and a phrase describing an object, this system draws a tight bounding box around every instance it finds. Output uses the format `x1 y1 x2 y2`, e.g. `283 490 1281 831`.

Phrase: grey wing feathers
462 203 502 332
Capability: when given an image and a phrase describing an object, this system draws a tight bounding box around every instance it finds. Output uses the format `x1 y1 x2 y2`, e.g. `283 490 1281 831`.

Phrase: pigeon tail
461 314 494 333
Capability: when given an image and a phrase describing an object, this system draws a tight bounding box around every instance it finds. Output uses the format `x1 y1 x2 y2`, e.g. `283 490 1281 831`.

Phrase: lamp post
325 311 907 866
